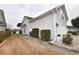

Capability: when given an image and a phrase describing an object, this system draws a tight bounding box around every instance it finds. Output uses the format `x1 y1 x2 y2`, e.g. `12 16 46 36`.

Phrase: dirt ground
0 34 78 55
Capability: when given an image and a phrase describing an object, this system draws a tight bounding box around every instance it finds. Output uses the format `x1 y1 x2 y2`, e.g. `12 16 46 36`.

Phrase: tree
17 23 22 34
17 23 21 27
71 16 79 29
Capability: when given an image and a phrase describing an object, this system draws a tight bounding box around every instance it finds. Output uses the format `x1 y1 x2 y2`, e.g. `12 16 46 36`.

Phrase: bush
62 33 73 45
31 28 39 38
40 30 51 41
0 31 11 43
6 29 11 31
71 32 78 35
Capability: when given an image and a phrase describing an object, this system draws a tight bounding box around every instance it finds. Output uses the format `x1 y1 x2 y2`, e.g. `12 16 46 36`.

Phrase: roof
67 26 75 29
22 4 69 23
11 29 20 31
25 16 33 20
30 9 53 22
31 4 69 22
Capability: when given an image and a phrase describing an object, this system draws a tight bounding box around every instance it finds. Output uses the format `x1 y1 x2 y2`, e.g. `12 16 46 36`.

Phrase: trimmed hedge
31 28 39 38
0 31 11 43
40 30 51 41
62 33 73 45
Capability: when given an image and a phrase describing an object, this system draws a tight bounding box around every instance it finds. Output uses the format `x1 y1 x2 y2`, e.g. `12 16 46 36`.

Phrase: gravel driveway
0 34 78 55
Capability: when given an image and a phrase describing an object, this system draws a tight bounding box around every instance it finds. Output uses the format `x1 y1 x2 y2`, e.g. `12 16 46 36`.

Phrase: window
23 24 27 27
56 23 59 27
57 34 61 37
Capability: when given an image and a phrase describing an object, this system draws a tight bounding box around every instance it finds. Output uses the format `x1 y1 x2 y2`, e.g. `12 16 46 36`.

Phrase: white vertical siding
0 11 5 23
30 13 54 39
21 18 30 35
0 10 6 31
21 5 68 42
55 7 67 40
0 26 6 31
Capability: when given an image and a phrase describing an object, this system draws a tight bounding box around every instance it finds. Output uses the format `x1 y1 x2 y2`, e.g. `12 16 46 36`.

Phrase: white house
67 26 79 32
0 10 7 31
21 4 69 43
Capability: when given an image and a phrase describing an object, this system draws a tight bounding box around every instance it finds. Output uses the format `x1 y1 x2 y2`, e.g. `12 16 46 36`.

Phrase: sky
0 4 79 29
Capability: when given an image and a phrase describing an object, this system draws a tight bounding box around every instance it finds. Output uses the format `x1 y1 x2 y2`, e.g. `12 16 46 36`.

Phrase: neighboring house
21 4 69 42
0 10 7 31
67 26 79 32
11 29 20 34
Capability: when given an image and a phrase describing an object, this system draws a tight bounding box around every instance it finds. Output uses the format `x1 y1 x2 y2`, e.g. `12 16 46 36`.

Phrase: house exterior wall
0 26 6 31
0 11 5 23
21 5 68 42
30 13 54 39
55 7 67 41
21 17 30 34
68 28 79 32
0 10 7 31
21 9 67 41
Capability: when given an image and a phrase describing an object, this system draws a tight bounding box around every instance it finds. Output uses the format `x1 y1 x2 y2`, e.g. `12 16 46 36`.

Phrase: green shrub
40 30 51 41
0 31 11 43
71 32 78 35
31 28 39 38
62 33 73 45
6 29 11 31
